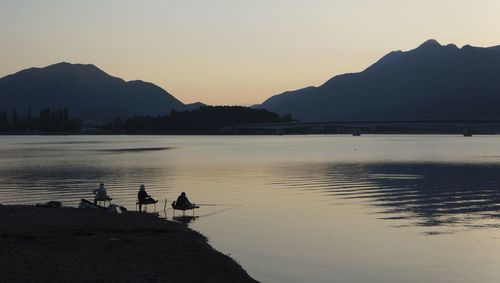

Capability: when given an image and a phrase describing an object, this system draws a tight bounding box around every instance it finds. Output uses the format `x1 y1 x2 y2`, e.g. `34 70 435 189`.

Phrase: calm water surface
0 135 499 282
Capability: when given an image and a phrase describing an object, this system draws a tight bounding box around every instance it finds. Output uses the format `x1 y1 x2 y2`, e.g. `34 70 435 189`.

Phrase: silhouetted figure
137 184 157 212
174 192 193 209
93 183 112 205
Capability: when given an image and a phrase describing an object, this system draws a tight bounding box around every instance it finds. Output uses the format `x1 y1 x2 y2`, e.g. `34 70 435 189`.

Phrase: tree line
0 108 81 132
0 106 293 134
104 106 295 133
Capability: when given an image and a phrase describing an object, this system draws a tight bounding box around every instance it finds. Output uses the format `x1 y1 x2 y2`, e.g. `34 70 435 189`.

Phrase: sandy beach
0 205 258 283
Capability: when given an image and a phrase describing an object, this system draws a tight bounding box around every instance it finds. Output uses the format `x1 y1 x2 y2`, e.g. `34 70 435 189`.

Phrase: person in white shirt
93 183 112 204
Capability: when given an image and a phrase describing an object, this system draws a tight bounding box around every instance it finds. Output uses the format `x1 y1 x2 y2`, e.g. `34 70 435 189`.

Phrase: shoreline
0 128 496 136
0 205 258 283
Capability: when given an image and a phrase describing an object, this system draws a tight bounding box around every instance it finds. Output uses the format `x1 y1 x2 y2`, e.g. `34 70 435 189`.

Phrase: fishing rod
159 195 243 218
166 205 242 220
195 203 243 207
197 206 241 218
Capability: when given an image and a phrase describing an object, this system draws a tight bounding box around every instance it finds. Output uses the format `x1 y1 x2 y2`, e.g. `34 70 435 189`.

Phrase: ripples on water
271 163 500 234
1 136 499 231
0 135 499 283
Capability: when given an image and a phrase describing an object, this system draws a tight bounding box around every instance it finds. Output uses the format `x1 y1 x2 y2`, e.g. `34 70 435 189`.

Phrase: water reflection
1 136 499 235
96 147 172 153
2 136 499 283
172 215 199 224
293 162 500 232
0 159 168 206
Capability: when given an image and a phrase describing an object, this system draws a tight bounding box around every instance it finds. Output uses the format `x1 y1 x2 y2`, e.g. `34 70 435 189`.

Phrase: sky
1 0 500 105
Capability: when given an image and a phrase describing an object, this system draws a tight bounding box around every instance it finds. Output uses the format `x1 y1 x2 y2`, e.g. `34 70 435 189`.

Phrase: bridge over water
229 120 500 135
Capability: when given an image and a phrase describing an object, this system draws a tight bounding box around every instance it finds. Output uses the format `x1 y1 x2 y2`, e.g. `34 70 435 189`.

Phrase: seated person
93 183 112 204
173 192 194 209
137 184 157 212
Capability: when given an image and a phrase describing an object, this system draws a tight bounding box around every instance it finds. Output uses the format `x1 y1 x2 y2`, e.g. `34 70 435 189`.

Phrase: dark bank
0 205 258 283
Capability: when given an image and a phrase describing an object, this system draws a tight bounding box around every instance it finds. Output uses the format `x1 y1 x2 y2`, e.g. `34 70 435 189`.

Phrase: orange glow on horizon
1 0 500 105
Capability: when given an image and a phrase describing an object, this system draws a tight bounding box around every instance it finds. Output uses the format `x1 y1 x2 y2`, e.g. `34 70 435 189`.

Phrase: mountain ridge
258 40 500 121
0 62 189 121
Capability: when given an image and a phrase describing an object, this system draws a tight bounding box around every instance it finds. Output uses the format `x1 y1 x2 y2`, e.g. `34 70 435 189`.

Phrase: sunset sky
1 0 500 105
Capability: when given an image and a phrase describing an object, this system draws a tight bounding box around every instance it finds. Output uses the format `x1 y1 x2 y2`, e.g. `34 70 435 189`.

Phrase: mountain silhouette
258 40 500 121
0 62 188 120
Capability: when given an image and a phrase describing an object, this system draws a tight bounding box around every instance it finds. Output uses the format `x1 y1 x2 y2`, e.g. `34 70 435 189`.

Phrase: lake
0 135 499 282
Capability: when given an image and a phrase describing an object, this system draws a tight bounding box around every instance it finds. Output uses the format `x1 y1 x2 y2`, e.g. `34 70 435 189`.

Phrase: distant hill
489 45 500 52
258 40 500 121
0 62 190 120
185 102 207 110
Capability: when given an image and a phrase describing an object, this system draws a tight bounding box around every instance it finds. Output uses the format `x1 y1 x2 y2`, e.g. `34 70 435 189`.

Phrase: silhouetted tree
0 110 7 130
12 110 17 124
106 106 295 133
63 108 68 121
0 107 81 133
